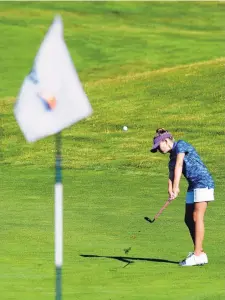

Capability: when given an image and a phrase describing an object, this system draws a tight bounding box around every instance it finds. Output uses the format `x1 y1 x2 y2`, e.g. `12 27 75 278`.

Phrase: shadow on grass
80 254 179 268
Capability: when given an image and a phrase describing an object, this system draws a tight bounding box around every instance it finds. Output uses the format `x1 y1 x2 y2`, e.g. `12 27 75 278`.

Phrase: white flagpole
55 132 63 300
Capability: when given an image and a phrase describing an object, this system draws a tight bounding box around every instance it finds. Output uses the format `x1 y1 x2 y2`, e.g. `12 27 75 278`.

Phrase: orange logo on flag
37 93 56 111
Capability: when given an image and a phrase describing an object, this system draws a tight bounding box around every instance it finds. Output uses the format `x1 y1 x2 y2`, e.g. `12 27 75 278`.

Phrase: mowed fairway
1 2 225 300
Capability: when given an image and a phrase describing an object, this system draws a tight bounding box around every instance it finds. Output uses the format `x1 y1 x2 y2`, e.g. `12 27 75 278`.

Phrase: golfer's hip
186 188 214 204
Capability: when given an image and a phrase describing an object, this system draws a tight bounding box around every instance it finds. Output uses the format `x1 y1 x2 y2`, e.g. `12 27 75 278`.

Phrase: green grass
1 2 225 300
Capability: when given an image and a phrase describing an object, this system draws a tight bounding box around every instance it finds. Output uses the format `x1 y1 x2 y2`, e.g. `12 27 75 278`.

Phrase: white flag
14 16 92 142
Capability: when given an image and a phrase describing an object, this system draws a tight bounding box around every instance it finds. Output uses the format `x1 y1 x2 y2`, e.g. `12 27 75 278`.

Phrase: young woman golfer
150 128 215 266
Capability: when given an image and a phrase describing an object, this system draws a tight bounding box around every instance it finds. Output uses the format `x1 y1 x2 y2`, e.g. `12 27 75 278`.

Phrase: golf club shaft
153 199 172 220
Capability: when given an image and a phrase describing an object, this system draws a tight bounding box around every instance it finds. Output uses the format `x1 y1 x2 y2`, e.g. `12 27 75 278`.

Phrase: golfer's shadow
80 254 179 267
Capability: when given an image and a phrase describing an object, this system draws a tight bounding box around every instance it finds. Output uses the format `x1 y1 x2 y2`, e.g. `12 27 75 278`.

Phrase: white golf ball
123 126 128 131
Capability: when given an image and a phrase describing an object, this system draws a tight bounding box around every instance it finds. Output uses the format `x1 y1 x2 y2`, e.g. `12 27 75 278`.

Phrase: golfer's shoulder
175 139 191 152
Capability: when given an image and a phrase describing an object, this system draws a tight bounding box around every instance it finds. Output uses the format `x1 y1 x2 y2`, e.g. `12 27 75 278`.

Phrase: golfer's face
159 140 170 153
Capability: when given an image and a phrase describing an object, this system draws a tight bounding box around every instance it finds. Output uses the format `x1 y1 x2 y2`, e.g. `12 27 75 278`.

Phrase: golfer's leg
184 204 195 246
193 202 207 256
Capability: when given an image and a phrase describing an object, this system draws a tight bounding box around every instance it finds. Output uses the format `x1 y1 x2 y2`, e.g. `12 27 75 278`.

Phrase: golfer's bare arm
173 153 185 189
168 172 173 195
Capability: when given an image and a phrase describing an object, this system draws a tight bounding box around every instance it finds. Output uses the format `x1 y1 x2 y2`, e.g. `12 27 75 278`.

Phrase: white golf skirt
186 188 214 204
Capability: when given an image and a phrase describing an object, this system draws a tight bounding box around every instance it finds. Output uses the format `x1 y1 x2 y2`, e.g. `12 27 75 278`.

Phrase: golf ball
123 126 128 131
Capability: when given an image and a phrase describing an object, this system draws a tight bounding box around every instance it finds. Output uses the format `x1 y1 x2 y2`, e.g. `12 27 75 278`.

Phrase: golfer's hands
168 190 174 201
168 187 180 200
172 187 180 199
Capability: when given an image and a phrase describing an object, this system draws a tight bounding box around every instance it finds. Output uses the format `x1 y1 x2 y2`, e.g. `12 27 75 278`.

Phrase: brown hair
154 128 174 140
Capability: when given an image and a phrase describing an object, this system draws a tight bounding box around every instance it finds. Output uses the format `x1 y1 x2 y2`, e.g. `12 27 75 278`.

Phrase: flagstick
55 132 63 300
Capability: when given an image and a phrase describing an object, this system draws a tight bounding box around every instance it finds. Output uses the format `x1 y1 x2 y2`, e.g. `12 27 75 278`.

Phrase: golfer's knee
193 211 204 223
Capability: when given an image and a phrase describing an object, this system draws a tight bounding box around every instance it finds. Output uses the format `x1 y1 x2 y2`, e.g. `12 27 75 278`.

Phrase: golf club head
144 216 155 223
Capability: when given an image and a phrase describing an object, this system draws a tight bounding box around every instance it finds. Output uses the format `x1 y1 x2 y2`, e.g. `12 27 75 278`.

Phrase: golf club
144 199 172 224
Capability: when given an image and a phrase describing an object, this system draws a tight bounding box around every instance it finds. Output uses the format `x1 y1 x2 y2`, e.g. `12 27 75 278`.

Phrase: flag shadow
80 254 179 267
